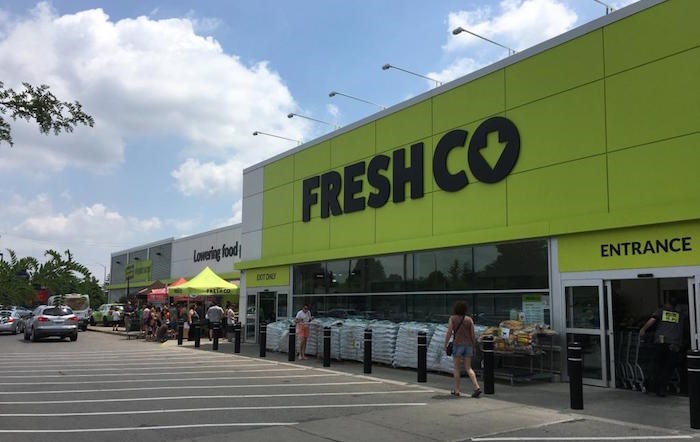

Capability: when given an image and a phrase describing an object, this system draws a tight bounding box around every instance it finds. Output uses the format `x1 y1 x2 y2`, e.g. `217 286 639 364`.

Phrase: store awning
169 266 238 297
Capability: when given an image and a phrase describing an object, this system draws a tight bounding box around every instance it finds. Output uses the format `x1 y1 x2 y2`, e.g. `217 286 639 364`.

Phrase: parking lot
0 330 695 442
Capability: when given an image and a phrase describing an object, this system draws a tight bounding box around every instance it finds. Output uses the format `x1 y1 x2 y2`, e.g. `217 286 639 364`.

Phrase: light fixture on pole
94 263 107 288
287 112 340 129
592 0 614 14
451 27 517 56
252 130 302 145
382 64 442 87
329 91 386 110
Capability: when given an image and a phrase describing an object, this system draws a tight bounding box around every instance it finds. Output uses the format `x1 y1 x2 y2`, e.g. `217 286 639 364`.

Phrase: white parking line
0 401 427 417
471 437 693 441
0 373 339 386
0 362 280 372
1 389 433 405
0 380 381 394
2 422 298 433
0 366 308 378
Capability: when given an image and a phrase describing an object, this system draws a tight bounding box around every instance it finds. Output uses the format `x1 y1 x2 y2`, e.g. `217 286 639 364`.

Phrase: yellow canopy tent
170 266 239 304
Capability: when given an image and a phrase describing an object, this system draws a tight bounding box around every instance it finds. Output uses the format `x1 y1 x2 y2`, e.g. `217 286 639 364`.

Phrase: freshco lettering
302 116 520 222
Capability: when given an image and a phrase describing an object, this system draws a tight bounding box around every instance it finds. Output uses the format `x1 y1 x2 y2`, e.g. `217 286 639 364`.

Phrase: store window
293 263 326 294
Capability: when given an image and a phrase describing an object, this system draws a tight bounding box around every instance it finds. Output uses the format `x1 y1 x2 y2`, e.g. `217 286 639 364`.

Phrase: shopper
639 295 687 396
225 302 236 341
294 304 313 359
444 301 481 398
111 307 121 331
206 300 225 341
187 304 199 341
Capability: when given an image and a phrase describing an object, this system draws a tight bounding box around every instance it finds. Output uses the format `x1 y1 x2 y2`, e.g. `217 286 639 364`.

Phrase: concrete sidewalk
88 326 695 434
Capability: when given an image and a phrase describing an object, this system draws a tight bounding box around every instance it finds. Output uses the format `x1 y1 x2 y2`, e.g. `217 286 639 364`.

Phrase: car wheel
70 333 78 342
89 317 95 326
102 317 109 327
30 328 39 342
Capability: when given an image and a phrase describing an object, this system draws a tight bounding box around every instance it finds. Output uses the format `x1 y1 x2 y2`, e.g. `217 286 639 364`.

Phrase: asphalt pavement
0 326 695 442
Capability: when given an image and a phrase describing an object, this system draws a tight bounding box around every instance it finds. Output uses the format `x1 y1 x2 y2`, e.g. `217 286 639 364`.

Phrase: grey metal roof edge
172 222 242 244
110 237 175 257
243 0 663 175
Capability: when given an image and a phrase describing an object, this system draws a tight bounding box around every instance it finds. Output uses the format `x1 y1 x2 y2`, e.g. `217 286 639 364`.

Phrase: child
112 308 121 331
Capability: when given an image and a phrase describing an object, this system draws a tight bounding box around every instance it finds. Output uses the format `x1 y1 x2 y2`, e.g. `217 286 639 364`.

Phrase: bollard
212 322 220 351
259 322 267 357
364 328 372 374
234 323 241 354
482 336 495 395
688 350 700 429
417 331 427 383
177 319 184 346
288 324 296 361
193 320 201 348
323 327 331 367
568 342 583 410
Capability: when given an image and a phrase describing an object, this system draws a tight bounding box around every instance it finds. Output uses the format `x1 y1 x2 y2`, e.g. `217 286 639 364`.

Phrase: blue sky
0 0 637 282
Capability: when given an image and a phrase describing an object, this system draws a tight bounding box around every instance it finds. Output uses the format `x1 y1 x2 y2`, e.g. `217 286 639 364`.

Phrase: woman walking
445 301 481 397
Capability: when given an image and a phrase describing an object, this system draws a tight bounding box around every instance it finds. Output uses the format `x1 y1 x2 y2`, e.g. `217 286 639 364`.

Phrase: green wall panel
606 48 700 151
261 223 293 258
506 30 604 108
293 218 330 254
262 183 294 228
330 209 376 249
604 0 700 76
507 155 608 225
294 141 331 180
508 81 606 173
608 133 700 213
375 101 432 152
433 70 505 134
433 181 507 236
263 155 294 191
330 122 376 167
375 194 433 243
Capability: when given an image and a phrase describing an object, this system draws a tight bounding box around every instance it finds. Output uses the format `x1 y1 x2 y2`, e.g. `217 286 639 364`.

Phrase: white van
47 294 91 331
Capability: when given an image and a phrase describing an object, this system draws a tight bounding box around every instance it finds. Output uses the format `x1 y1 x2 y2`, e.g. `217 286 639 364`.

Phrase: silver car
0 310 20 335
23 305 79 342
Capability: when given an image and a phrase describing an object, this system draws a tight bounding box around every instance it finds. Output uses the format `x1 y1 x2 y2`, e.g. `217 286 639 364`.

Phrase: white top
295 309 312 324
112 310 121 321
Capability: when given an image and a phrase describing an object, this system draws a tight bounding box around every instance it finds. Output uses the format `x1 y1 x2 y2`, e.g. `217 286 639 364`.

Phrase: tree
0 81 94 146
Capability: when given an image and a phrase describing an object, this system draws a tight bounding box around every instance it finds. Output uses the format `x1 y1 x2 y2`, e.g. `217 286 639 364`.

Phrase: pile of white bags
392 322 436 368
368 320 399 365
306 317 343 358
427 324 453 374
339 319 369 361
265 320 293 352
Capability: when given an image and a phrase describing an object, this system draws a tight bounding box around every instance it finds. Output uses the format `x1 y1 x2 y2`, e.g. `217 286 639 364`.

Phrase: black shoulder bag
446 315 464 356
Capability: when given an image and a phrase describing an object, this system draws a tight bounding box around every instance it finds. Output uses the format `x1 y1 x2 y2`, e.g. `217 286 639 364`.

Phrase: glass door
258 291 277 326
245 293 256 341
564 280 608 387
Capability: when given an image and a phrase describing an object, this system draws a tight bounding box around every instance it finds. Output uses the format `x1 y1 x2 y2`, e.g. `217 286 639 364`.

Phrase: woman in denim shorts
445 301 481 397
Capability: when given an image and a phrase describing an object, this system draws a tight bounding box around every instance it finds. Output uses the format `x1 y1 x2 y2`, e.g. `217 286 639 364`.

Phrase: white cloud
444 0 578 53
0 3 305 176
428 58 484 85
171 158 243 198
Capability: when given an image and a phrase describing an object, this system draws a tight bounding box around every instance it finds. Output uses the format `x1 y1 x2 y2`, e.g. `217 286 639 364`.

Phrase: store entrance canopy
169 267 238 297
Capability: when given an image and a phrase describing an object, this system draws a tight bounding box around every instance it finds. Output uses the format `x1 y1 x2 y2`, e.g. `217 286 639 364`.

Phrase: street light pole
382 64 442 87
329 91 386 110
287 113 340 129
252 131 302 145
451 27 517 56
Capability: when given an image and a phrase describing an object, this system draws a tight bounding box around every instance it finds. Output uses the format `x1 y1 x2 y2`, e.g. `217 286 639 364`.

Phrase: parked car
91 303 124 327
15 310 33 334
0 310 20 335
23 305 79 342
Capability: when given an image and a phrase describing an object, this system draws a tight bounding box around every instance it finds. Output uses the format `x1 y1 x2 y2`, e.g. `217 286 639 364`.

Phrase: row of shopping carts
614 329 680 393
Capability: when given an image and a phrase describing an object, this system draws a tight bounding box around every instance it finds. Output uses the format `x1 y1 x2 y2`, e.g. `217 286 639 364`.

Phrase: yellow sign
247 265 290 288
559 221 700 272
661 310 680 323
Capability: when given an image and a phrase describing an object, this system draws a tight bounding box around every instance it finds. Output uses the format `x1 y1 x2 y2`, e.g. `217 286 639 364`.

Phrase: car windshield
63 297 88 311
42 307 73 316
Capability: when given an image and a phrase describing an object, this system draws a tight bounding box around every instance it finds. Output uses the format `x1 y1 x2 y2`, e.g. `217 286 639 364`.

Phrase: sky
0 0 639 283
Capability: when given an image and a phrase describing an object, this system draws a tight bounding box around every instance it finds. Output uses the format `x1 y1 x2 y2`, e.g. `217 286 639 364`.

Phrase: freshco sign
302 116 520 222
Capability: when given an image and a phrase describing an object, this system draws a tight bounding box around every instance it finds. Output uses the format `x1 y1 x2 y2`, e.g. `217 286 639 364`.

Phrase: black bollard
364 328 372 374
259 322 267 357
417 331 427 383
177 319 184 346
212 322 220 351
288 324 296 361
323 327 331 367
193 320 201 348
688 350 700 429
568 342 583 410
482 336 495 395
234 323 241 354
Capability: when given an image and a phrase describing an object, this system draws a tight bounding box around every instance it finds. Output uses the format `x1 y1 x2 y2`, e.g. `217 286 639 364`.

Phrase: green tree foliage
0 249 105 307
0 81 94 146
